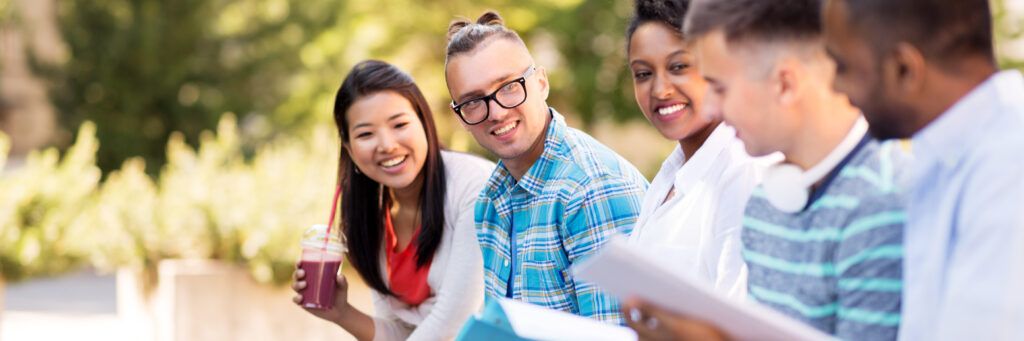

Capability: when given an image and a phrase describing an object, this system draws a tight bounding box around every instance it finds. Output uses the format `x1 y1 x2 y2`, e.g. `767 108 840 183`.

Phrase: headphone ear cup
762 164 810 213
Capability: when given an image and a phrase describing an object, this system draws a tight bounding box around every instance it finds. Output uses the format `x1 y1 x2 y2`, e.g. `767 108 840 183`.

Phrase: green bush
2 116 339 287
0 123 100 283
82 115 340 287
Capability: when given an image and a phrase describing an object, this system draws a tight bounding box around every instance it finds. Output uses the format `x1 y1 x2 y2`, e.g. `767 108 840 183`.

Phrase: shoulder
441 151 495 193
825 142 906 245
441 150 495 179
834 139 909 203
555 127 648 192
956 120 1024 211
718 143 764 194
967 110 1024 176
441 150 496 217
709 148 763 227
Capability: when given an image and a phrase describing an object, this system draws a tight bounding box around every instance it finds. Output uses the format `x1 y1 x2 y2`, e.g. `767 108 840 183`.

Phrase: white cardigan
628 124 764 300
371 151 493 341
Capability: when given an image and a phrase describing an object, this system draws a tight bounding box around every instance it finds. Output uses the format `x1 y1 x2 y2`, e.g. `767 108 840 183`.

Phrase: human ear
884 42 927 96
536 66 550 101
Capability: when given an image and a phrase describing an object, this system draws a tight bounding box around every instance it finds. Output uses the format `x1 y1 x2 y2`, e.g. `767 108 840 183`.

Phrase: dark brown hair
332 60 447 296
840 0 994 64
684 0 822 43
445 11 524 63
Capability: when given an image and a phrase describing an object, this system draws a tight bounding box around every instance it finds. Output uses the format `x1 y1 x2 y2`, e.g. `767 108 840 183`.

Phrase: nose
376 130 399 153
486 98 511 122
652 73 675 100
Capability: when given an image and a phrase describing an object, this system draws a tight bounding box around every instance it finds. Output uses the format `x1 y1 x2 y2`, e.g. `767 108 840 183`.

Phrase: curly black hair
626 0 690 49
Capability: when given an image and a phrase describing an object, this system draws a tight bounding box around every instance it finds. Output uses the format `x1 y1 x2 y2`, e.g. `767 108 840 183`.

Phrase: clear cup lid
302 224 347 254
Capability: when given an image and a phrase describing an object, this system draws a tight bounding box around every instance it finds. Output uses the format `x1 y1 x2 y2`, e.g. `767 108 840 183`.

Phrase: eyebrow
456 71 519 103
352 112 408 130
629 60 651 68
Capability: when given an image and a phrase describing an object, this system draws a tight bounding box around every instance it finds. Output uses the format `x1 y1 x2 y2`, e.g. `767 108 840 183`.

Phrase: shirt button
504 259 510 267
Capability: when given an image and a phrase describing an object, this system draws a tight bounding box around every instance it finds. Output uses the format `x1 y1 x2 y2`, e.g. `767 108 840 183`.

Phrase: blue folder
455 299 535 341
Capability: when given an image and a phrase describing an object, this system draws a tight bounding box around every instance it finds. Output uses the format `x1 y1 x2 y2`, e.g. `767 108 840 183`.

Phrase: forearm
335 304 376 341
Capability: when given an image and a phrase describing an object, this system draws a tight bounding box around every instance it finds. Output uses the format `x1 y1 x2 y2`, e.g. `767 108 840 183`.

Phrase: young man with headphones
621 0 907 340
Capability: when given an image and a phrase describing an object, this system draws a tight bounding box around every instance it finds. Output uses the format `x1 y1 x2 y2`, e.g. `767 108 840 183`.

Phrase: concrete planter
117 267 158 340
118 260 351 341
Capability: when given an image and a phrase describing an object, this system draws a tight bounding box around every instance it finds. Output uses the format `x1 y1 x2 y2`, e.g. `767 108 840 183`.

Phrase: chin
484 135 533 160
863 111 914 140
741 142 774 158
380 176 417 191
665 123 711 142
491 145 528 161
654 124 684 141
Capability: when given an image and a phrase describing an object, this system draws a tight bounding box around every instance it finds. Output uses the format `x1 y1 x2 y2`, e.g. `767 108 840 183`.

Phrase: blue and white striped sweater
742 139 907 340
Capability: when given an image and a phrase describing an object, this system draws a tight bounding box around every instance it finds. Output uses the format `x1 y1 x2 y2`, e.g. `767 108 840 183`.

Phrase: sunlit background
1 0 1022 340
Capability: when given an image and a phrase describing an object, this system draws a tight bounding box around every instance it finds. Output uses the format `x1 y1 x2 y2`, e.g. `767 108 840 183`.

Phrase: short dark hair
684 0 822 43
626 0 691 48
839 0 995 63
332 60 447 296
445 11 524 63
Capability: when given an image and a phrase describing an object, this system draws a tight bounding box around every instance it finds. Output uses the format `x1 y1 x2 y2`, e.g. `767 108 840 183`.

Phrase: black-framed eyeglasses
451 66 536 125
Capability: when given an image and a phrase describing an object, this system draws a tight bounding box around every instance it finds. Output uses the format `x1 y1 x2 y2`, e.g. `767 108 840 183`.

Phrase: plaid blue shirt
475 109 648 324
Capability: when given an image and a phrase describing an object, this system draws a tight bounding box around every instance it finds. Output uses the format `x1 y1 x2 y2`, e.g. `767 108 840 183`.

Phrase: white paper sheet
573 239 834 341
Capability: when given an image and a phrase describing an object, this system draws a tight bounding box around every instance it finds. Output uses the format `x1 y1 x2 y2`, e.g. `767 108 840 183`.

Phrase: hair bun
446 18 472 42
476 11 504 26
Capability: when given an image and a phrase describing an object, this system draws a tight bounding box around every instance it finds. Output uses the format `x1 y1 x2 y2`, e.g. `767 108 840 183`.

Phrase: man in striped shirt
443 12 648 324
623 0 906 340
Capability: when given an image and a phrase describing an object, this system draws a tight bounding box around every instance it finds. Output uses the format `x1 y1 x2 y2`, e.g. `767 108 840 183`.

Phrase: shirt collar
671 123 736 195
912 70 1024 168
485 108 567 199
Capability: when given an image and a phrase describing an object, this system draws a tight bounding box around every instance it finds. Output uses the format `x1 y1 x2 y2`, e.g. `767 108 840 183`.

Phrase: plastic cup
299 224 346 310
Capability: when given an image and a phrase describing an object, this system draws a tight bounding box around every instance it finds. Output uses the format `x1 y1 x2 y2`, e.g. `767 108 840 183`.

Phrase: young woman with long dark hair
292 60 492 341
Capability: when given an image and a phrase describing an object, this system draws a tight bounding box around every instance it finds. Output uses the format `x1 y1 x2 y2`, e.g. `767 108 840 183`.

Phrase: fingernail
629 308 642 322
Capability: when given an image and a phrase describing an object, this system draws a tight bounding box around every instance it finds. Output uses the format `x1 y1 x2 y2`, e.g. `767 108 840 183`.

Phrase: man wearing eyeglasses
442 12 649 324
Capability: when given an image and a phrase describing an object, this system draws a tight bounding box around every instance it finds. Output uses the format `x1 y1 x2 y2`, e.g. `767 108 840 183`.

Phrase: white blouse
628 124 764 300
371 150 494 341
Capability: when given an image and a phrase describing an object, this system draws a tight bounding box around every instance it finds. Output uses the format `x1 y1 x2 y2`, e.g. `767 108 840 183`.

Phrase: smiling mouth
492 121 519 136
657 103 689 116
379 155 407 168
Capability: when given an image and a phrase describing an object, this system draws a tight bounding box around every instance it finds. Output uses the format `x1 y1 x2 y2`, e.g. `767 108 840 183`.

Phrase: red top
384 210 432 306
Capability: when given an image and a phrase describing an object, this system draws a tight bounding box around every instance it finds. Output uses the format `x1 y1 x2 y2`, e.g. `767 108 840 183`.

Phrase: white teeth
380 156 406 168
493 121 518 136
658 104 688 116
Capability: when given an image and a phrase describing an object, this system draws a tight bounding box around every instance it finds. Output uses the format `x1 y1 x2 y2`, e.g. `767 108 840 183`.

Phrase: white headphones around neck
762 117 868 213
